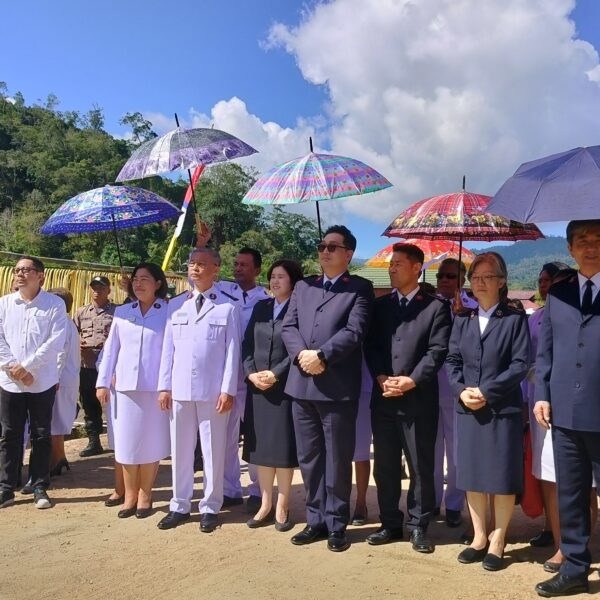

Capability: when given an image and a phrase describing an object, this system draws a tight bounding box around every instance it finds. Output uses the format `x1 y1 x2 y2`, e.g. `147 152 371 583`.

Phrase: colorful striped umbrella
366 239 476 269
242 143 392 237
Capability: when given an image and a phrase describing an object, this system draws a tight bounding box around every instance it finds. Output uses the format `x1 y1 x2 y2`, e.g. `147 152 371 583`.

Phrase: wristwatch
316 349 327 364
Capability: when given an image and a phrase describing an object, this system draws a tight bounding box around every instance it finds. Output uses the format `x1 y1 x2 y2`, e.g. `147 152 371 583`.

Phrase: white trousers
223 383 259 497
169 400 229 515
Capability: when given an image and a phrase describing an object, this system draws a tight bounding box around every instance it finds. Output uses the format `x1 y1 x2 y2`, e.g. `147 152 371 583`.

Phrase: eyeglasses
436 272 458 280
317 243 348 253
13 267 39 275
470 274 500 284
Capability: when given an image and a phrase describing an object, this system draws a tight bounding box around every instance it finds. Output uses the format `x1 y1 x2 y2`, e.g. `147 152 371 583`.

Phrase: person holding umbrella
446 252 530 572
534 220 600 597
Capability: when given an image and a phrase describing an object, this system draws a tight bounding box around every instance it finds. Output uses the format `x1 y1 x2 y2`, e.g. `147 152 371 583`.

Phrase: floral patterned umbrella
40 185 180 267
366 239 476 269
115 127 258 182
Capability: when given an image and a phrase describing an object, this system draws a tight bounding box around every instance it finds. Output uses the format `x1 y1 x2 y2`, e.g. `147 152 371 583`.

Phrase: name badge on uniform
172 311 188 325
127 316 136 323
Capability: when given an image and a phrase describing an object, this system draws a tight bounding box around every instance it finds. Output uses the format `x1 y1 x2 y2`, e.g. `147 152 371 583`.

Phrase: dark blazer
536 275 600 431
242 298 290 397
446 303 530 415
364 291 452 416
282 272 374 402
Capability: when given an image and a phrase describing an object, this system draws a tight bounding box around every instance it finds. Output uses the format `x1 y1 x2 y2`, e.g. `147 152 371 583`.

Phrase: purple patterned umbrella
115 126 258 182
242 147 392 236
41 185 180 267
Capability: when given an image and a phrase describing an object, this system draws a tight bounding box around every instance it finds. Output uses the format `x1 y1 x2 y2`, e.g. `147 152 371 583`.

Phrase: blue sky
2 0 600 259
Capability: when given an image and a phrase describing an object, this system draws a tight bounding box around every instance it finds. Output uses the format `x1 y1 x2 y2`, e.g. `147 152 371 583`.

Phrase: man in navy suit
534 220 600 597
282 225 374 552
364 243 451 553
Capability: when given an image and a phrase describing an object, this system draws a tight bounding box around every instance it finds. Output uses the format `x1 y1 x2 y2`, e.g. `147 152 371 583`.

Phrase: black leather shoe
222 495 243 508
460 530 473 545
291 525 328 545
530 530 555 548
104 495 124 507
275 512 293 532
482 552 504 571
247 508 275 528
351 512 367 526
200 513 219 533
410 527 434 553
118 506 137 519
445 509 462 528
328 531 350 552
366 527 403 545
535 573 589 597
246 495 262 513
79 438 103 457
20 478 34 495
157 511 190 530
457 546 488 564
136 507 154 519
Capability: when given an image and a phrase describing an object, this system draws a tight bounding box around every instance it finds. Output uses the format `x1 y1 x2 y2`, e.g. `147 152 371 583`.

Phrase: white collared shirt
478 303 499 335
273 298 289 320
0 289 67 393
577 272 600 304
395 285 420 305
216 281 270 331
323 273 343 288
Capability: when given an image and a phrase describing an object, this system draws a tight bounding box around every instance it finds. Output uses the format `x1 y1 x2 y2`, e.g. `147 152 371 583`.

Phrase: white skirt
113 390 170 465
51 385 78 436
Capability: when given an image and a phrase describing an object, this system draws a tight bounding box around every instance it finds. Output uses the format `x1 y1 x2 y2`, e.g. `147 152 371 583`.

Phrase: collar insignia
153 303 161 309
495 309 503 317
209 293 217 300
187 292 194 299
132 302 138 309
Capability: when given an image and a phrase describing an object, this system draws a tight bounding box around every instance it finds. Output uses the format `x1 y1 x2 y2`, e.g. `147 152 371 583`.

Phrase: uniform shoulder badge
220 291 239 301
132 302 138 308
209 293 217 300
153 303 161 309
495 308 503 317
187 292 194 299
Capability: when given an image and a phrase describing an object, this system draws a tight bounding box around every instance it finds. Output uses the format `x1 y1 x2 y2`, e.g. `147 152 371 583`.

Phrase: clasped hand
460 387 486 410
378 375 416 397
298 350 325 375
9 363 33 386
248 371 277 391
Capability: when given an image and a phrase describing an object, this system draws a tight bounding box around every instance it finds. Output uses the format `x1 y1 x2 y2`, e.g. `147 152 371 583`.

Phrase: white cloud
141 0 600 227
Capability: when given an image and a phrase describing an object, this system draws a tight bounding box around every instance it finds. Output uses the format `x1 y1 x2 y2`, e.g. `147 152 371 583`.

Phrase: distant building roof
353 266 391 289
508 290 537 301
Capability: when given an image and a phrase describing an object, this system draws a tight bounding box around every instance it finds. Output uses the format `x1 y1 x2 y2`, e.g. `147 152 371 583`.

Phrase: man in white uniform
0 256 66 510
157 248 241 533
218 247 270 511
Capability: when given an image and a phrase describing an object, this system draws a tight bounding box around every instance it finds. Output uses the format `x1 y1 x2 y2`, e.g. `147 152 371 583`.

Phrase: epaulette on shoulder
220 290 239 301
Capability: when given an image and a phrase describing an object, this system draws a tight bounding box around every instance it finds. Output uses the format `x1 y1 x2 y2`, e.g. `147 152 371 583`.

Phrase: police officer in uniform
73 276 115 457
157 248 241 533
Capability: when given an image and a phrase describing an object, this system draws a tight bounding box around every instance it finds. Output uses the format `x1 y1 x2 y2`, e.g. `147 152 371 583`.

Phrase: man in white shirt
0 256 67 510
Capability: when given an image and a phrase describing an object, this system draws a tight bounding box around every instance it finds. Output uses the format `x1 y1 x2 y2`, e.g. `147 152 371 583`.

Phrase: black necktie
196 294 204 314
242 291 248 304
398 296 408 312
582 280 594 314
323 280 332 292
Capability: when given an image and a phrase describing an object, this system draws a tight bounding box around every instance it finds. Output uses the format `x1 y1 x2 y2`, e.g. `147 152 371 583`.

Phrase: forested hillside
0 88 321 277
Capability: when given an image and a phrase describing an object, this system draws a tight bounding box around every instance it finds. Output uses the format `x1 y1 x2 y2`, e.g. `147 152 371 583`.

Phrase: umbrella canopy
40 185 180 234
366 239 476 269
488 146 600 222
382 191 544 242
115 127 258 182
41 185 181 268
243 152 391 206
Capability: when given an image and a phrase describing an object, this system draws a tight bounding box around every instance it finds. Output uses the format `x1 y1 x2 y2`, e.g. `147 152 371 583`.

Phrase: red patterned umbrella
382 185 544 288
382 191 544 242
366 239 476 269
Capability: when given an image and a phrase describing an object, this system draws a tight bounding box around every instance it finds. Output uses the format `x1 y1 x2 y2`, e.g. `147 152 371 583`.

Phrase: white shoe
33 487 52 509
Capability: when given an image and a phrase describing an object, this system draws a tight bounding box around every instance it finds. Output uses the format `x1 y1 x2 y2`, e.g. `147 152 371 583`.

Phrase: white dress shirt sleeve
0 299 17 369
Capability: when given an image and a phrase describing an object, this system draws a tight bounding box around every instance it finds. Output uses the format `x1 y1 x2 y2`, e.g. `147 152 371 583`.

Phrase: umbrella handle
110 213 124 269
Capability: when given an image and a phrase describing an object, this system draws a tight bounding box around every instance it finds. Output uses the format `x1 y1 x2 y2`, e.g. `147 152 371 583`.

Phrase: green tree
119 111 157 144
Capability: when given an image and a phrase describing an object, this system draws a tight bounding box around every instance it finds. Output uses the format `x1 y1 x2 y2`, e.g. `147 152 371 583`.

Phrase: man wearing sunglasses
0 256 67 510
434 259 477 528
282 225 374 552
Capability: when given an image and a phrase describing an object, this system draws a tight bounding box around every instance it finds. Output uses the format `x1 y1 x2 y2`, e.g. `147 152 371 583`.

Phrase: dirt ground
1 435 599 600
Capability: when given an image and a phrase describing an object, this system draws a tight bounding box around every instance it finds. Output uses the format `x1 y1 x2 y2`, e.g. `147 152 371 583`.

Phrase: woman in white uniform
96 263 170 519
48 288 80 475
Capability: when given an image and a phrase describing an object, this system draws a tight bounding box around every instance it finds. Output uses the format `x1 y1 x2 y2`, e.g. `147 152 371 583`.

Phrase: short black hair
439 257 466 276
17 255 44 272
267 259 304 289
237 247 262 269
323 225 357 251
131 262 169 299
392 243 425 265
566 220 600 245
